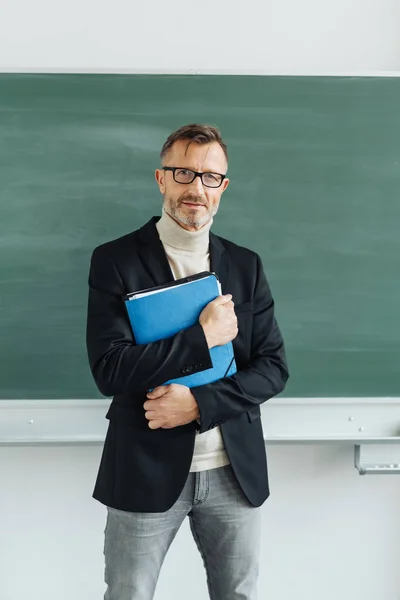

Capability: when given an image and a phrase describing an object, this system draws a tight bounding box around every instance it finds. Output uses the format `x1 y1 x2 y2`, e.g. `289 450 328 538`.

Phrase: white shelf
0 397 399 444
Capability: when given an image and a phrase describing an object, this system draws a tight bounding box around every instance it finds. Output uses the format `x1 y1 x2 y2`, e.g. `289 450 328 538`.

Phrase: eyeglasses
163 167 226 189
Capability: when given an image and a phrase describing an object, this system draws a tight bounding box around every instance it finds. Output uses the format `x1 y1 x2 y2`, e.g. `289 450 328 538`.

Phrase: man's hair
160 124 228 164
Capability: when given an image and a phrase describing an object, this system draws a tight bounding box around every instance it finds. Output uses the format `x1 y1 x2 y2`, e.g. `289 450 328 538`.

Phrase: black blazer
86 217 289 512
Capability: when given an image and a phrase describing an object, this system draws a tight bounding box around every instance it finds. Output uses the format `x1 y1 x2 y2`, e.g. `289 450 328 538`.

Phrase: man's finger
148 419 164 429
147 386 168 399
143 398 162 411
144 411 158 421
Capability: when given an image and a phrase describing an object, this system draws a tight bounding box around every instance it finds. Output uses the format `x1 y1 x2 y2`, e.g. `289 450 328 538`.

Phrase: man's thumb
212 294 232 307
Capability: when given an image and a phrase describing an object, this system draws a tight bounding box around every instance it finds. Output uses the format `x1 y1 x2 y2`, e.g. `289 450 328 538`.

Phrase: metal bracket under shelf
354 442 400 475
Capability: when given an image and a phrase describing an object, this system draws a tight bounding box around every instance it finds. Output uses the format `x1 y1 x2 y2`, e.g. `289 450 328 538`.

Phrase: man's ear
221 177 230 193
155 169 165 194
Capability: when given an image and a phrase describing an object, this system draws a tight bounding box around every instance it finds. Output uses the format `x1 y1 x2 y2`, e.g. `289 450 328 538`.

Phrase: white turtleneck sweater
156 208 230 472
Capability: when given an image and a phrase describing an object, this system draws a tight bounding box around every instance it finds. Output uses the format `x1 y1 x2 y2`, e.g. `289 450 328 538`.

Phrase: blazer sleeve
86 245 213 397
191 253 289 433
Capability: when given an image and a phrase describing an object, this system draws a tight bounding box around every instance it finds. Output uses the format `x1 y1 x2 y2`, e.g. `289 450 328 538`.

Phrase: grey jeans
103 464 261 600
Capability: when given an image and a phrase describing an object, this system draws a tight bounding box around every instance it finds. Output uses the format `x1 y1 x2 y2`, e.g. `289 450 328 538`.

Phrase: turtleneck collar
156 207 212 254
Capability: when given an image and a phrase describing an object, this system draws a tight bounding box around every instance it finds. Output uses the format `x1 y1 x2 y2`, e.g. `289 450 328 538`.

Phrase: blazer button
186 365 193 373
181 367 188 374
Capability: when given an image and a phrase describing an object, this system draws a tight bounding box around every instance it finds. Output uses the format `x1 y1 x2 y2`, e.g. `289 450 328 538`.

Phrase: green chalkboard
1 74 399 399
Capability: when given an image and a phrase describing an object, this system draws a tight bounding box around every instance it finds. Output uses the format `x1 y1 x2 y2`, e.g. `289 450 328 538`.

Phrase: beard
163 193 219 229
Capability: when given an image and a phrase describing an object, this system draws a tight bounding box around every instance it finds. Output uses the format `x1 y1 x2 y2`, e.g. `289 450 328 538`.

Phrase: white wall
1 0 399 74
1 444 399 600
1 1 400 598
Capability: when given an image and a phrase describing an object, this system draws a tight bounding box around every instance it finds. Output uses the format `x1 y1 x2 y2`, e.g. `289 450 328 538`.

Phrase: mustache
179 195 207 206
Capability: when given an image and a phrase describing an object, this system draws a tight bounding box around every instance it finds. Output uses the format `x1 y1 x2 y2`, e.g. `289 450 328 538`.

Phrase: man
86 123 288 600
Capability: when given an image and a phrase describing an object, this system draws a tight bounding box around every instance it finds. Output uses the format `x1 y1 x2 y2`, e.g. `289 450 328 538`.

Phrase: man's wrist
201 324 215 349
190 397 200 422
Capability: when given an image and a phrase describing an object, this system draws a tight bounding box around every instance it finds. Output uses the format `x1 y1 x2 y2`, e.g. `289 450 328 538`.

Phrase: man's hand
143 384 200 429
199 294 238 349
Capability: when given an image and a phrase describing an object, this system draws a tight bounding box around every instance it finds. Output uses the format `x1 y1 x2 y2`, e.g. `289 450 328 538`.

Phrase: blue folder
124 271 237 387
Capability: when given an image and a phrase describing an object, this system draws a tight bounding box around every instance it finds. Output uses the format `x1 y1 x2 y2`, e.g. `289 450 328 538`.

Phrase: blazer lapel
210 231 230 294
136 217 174 286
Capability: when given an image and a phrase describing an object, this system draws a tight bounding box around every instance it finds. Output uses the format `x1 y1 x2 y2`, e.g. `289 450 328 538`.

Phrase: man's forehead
167 140 227 169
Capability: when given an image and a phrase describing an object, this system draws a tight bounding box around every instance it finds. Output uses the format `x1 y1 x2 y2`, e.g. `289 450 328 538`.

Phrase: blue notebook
124 271 237 387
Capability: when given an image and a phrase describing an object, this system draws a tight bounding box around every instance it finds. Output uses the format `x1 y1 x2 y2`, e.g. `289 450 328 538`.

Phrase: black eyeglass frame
163 166 227 188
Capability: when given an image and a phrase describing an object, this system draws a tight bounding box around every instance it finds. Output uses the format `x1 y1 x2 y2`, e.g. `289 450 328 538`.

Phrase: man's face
155 140 230 231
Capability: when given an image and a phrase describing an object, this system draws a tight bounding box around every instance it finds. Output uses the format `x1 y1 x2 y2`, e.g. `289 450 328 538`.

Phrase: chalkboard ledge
0 398 399 445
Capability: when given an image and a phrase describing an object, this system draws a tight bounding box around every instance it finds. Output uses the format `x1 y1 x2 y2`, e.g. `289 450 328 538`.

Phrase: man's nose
188 174 204 194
